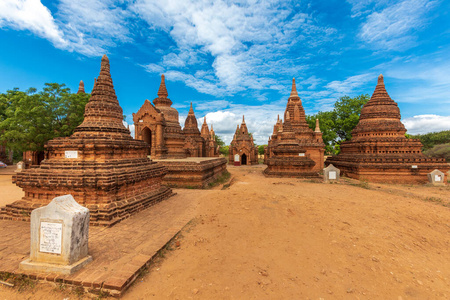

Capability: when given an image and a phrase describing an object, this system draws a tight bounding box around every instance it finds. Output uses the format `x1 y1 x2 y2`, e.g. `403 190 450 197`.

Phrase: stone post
20 195 92 275
427 169 446 186
323 164 340 183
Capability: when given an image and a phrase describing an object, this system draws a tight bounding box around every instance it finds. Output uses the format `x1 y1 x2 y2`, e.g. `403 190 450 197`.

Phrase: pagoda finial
377 74 384 86
77 80 85 94
189 102 194 114
242 115 246 124
315 118 321 133
290 78 298 97
157 74 168 98
203 116 207 124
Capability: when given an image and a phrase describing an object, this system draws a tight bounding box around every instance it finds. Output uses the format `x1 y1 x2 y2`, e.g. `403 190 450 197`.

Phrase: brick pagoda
229 116 258 166
264 78 325 177
1 55 173 226
326 75 449 183
133 76 226 188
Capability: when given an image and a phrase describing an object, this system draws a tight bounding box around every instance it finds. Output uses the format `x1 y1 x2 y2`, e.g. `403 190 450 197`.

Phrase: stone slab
19 255 93 275
0 194 196 297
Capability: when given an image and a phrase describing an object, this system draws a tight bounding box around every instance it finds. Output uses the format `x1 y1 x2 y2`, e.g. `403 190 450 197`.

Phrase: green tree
306 111 338 155
306 94 370 155
410 130 450 151
214 134 225 147
333 94 370 141
0 84 89 152
258 145 266 155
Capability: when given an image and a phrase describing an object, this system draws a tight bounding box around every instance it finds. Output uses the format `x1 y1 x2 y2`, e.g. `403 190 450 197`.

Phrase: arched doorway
241 153 247 165
142 127 152 155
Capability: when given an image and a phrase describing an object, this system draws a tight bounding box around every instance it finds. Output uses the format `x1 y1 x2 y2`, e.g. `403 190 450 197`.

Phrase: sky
0 0 449 145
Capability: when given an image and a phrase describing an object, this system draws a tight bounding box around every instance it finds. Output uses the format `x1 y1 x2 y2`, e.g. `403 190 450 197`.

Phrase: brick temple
133 75 219 158
229 116 258 166
264 78 325 177
326 75 449 183
0 55 173 226
133 75 227 188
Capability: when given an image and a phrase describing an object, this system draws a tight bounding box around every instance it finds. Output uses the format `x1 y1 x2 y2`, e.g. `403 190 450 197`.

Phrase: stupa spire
377 74 384 86
77 80 85 94
315 119 321 133
290 78 298 98
74 54 130 138
157 74 168 98
242 115 246 124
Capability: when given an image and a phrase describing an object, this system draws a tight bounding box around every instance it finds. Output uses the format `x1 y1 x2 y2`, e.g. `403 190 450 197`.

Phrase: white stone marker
323 164 340 183
427 169 446 186
15 161 24 172
20 195 92 275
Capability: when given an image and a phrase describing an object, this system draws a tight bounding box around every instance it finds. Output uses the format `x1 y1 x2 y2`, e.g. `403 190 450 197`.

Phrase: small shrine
229 116 258 166
264 78 325 177
1 55 173 226
326 75 448 183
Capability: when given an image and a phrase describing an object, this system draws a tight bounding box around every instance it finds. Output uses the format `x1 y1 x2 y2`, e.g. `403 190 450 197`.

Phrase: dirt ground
1 164 450 299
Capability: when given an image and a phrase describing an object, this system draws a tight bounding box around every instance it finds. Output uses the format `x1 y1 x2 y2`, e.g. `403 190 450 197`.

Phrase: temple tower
264 78 325 177
133 75 186 159
326 75 449 183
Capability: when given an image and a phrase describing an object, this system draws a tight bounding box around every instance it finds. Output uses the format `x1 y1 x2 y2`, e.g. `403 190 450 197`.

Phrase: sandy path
0 175 24 207
1 165 449 299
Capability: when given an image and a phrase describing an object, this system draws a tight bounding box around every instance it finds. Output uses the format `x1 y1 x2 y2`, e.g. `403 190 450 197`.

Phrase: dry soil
1 164 449 299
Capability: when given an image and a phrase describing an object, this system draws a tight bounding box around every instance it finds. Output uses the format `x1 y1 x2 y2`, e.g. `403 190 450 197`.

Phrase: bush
424 143 450 162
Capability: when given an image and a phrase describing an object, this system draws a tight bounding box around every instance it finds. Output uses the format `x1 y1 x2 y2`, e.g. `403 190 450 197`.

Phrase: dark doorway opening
241 153 247 165
142 127 152 155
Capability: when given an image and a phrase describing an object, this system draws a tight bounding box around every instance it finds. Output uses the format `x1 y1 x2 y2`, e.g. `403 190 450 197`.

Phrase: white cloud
402 115 450 135
326 73 375 95
134 0 338 95
0 0 132 56
0 0 67 48
357 0 439 51
193 103 285 145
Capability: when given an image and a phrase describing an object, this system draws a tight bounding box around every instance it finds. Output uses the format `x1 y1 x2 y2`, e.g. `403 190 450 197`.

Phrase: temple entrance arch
142 127 152 155
241 153 247 165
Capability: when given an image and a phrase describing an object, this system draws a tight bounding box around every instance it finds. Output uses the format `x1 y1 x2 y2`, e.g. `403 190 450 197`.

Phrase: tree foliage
258 145 266 155
0 83 90 152
423 143 450 162
410 130 450 151
306 94 370 155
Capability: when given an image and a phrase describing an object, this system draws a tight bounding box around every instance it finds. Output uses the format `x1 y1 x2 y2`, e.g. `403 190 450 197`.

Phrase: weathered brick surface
264 79 325 177
156 157 227 188
229 116 259 165
326 75 449 183
0 55 173 225
0 194 196 297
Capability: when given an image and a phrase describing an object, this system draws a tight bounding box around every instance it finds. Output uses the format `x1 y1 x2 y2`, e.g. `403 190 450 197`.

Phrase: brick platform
155 157 228 188
0 194 195 297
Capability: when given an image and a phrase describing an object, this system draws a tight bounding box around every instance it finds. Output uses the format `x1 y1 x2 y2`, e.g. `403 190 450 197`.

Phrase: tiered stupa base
263 142 322 178
1 153 174 226
154 157 227 188
326 155 448 184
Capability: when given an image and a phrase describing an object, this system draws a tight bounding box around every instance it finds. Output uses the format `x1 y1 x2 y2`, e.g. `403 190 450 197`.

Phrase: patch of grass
207 170 231 188
0 273 36 292
423 196 450 208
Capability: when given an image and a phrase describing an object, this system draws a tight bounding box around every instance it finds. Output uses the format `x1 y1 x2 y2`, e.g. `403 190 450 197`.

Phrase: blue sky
0 0 449 144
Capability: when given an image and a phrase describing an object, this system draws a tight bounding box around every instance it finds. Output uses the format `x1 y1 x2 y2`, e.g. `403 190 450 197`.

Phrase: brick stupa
229 116 258 166
1 55 173 226
326 75 449 183
264 78 325 177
